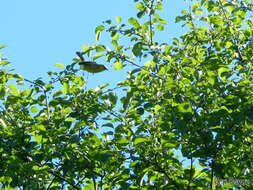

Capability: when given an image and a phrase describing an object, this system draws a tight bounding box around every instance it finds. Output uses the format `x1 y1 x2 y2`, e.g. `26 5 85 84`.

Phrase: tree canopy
0 0 253 189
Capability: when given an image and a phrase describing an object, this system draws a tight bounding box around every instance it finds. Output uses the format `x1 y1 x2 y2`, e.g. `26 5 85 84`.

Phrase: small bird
76 52 107 73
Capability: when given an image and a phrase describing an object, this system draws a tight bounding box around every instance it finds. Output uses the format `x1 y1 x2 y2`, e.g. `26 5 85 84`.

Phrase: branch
149 154 180 190
149 12 153 46
24 78 51 118
48 169 80 190
186 156 194 190
218 0 244 62
45 176 57 190
210 159 214 190
0 105 17 126
143 0 155 46
123 58 164 80
92 177 97 190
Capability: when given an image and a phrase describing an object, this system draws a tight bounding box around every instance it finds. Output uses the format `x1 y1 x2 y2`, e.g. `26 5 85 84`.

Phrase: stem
0 105 17 126
46 176 56 190
210 159 214 190
152 155 180 190
186 156 193 190
123 58 164 79
48 169 80 190
218 0 244 62
149 13 153 45
100 172 105 190
143 0 155 45
24 78 50 118
92 177 97 190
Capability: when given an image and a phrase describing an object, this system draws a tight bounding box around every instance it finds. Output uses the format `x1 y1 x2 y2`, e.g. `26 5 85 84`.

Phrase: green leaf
93 54 104 60
121 90 133 110
128 17 140 28
81 45 90 52
136 2 145 11
112 33 120 41
0 45 7 49
115 16 122 23
117 137 129 144
31 106 38 113
144 60 155 67
175 15 187 23
136 107 144 115
132 42 142 57
134 137 149 145
114 61 123 70
102 123 114 128
156 2 163 10
8 84 19 96
154 105 162 114
34 134 42 144
54 63 65 69
95 25 105 41
0 61 10 66
63 82 70 94
225 41 233 48
194 8 203 15
108 92 117 106
137 11 145 19
156 25 164 31
33 124 46 131
207 71 216 85
95 45 106 52
218 67 229 81
177 102 192 113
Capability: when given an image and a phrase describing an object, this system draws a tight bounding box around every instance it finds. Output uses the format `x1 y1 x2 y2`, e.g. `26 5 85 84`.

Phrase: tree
1 0 253 189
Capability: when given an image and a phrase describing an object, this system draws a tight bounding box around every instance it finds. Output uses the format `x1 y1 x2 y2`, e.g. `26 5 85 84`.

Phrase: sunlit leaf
54 63 65 69
115 16 122 23
95 25 105 41
114 61 123 70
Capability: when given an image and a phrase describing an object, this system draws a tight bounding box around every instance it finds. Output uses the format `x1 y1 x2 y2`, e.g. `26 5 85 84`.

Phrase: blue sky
1 0 188 88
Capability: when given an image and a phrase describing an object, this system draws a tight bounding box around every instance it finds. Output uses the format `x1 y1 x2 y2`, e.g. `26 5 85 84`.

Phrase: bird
76 52 107 73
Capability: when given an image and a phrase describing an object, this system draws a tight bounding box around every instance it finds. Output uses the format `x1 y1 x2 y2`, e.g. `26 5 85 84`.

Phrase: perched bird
76 52 107 73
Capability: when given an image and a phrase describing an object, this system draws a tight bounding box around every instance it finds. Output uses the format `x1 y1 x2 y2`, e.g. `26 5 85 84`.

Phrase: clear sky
1 0 188 88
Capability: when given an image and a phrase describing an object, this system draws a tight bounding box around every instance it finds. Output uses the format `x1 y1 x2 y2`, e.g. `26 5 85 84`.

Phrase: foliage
1 0 253 189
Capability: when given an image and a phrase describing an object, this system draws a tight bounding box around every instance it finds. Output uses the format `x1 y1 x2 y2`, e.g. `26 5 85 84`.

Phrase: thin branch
47 169 80 190
143 0 155 45
210 159 214 190
217 0 244 62
149 14 153 46
0 105 17 126
186 156 194 190
45 176 57 190
123 58 164 80
151 155 180 190
92 177 97 190
100 171 105 190
24 78 51 118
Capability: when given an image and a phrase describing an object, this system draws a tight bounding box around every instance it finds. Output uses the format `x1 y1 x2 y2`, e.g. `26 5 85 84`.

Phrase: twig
186 156 194 190
218 0 244 62
47 169 80 190
149 13 153 45
152 155 180 190
123 58 164 80
92 177 97 190
45 176 57 190
100 172 105 190
210 159 214 190
143 0 155 45
24 78 51 118
0 105 17 126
